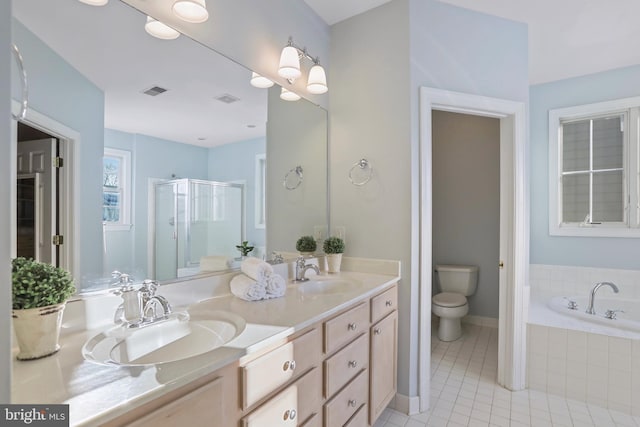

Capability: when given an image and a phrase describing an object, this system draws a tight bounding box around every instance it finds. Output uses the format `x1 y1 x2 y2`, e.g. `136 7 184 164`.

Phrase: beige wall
432 111 500 318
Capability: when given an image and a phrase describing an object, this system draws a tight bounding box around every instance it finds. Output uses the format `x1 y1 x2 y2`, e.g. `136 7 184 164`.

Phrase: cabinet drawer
344 404 368 427
324 303 369 354
299 412 321 427
242 328 320 409
324 333 368 397
371 285 397 323
242 383 297 427
242 368 321 427
323 369 368 427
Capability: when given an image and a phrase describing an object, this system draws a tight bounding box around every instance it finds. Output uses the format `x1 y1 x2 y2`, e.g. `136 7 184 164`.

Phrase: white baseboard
462 315 498 328
390 393 420 415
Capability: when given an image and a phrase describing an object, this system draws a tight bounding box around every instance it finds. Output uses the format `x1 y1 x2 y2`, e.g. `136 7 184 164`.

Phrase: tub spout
585 282 619 315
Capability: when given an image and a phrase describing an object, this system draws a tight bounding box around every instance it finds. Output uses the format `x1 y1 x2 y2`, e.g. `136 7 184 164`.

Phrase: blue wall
530 65 640 269
13 20 104 285
208 137 266 253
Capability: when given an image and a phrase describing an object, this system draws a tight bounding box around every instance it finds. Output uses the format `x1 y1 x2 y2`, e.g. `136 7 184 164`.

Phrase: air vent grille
142 86 168 96
215 94 240 104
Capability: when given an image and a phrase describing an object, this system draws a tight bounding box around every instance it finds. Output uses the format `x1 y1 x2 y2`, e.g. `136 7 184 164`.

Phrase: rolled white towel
200 255 231 272
241 257 274 283
230 274 267 301
265 274 286 299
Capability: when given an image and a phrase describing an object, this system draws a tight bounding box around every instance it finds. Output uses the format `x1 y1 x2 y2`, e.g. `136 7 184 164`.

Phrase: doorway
419 88 529 412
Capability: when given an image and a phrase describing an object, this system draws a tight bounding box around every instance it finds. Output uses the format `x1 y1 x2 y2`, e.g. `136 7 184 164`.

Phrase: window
103 148 131 230
549 97 640 237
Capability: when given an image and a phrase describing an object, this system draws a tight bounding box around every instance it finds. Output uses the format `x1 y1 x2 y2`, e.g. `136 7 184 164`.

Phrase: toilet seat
433 292 467 308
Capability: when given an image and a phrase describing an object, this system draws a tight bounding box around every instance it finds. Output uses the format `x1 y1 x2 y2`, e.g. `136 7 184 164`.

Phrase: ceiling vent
142 86 168 96
215 93 240 104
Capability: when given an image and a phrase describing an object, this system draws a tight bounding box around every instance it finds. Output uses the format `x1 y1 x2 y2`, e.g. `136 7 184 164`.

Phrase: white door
16 138 57 264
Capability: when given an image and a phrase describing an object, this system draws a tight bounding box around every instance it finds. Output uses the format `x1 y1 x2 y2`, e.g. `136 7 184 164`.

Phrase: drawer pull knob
348 399 357 407
282 360 296 371
348 323 357 331
374 328 381 335
348 360 357 368
283 409 297 420
385 300 393 307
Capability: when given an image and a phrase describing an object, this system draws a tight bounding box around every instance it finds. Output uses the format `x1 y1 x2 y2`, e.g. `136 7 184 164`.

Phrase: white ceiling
14 0 268 148
304 0 640 85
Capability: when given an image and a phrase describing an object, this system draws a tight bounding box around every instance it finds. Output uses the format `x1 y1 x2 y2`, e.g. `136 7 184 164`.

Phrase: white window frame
549 96 640 237
103 148 132 231
254 154 266 229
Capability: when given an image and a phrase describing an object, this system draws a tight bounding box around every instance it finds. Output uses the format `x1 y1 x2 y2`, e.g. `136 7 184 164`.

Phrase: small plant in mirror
296 235 317 253
235 241 255 257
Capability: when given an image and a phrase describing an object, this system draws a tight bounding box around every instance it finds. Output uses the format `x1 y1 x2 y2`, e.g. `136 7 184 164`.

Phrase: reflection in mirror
12 0 328 292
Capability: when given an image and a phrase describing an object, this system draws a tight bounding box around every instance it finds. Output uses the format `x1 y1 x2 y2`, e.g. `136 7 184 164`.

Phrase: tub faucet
585 282 619 315
295 256 320 282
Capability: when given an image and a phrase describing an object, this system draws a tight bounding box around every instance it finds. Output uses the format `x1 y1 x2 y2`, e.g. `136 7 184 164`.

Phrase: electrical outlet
313 225 327 241
333 226 346 241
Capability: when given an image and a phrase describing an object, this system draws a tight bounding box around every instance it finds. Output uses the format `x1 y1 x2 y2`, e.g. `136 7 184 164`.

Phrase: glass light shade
145 17 180 40
172 0 209 23
278 46 301 80
280 87 301 102
78 0 108 5
250 72 274 89
306 64 328 94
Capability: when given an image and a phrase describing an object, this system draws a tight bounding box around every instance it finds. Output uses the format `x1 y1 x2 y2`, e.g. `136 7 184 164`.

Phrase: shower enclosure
154 179 244 281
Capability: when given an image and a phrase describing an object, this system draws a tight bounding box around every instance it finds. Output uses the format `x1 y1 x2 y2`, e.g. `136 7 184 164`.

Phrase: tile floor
373 324 640 427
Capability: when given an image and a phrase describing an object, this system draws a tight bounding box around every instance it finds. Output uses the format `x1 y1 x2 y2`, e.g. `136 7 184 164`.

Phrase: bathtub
548 295 640 333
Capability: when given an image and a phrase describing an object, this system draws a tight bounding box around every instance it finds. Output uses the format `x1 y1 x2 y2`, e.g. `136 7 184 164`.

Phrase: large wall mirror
11 0 328 291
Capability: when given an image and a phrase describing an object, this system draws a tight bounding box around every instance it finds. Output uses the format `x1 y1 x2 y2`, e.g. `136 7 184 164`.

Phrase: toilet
432 264 478 341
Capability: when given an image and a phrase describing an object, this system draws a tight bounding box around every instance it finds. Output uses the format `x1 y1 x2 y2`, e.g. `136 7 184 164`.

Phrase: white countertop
11 261 400 426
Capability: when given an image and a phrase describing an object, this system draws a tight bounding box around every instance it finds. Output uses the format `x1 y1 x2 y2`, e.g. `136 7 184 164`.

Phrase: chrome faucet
295 256 320 282
114 278 172 327
585 282 619 315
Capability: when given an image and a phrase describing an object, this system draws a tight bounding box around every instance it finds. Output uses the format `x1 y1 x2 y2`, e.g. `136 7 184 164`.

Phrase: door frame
12 102 80 280
418 87 529 411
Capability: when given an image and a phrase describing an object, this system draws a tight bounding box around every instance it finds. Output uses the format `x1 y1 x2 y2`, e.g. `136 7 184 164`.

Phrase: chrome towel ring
349 158 373 186
283 165 303 190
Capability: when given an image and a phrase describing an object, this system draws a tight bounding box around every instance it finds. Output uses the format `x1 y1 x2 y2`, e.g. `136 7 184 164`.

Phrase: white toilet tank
435 264 478 296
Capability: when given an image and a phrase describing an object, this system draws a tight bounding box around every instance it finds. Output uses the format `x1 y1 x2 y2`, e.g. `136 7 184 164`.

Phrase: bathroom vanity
11 258 399 427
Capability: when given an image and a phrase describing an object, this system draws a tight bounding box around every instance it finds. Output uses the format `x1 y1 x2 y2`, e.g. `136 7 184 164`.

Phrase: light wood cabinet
323 369 369 427
324 332 369 398
324 302 369 354
369 311 398 424
344 404 368 427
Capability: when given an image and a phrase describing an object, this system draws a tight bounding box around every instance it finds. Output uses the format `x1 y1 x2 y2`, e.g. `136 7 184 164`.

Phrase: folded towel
200 255 231 272
241 257 274 283
230 274 267 301
265 274 286 299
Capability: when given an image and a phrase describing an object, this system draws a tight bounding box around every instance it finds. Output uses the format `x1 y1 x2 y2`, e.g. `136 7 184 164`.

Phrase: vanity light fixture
280 87 301 102
277 37 328 96
172 0 209 23
250 72 274 89
77 0 108 5
145 16 180 40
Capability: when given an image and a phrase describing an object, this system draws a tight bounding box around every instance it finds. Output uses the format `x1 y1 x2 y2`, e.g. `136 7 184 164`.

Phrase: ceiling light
280 87 301 102
250 72 274 89
306 64 328 94
172 0 209 23
145 17 180 40
278 45 301 80
77 0 108 5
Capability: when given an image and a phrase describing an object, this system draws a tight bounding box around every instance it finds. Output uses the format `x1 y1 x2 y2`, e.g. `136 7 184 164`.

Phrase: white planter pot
12 303 66 360
325 254 343 273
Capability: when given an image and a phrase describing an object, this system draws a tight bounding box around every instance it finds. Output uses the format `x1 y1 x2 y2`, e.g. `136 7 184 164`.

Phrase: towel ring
283 165 303 190
349 158 373 186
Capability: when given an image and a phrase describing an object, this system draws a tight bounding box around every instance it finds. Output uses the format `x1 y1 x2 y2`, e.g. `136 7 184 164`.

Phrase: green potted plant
12 257 75 360
235 241 255 258
296 235 317 256
323 236 345 273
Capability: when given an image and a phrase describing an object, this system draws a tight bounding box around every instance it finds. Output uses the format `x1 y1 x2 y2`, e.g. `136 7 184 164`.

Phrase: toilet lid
433 292 467 308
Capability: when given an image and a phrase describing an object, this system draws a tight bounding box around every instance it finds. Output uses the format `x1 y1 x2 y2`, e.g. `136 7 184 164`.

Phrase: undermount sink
297 277 362 295
82 310 246 366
